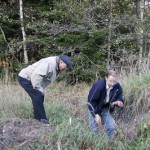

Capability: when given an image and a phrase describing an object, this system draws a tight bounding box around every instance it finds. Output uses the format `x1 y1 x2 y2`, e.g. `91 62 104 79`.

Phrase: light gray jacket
19 56 59 94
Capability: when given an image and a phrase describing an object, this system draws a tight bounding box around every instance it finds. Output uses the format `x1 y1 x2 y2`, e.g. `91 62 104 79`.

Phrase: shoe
40 119 49 126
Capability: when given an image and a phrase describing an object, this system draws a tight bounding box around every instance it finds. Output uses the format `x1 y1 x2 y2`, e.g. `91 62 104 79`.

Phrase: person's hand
95 114 103 129
112 101 123 107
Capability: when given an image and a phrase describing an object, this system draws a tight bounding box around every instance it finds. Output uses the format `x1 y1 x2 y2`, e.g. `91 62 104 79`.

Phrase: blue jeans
18 76 47 120
88 110 116 139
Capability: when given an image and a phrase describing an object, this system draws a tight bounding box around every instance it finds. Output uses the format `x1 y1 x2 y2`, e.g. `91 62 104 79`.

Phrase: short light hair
105 70 117 77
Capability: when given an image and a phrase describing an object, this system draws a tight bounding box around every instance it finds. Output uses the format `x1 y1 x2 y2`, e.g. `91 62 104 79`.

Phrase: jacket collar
104 78 117 90
56 56 60 73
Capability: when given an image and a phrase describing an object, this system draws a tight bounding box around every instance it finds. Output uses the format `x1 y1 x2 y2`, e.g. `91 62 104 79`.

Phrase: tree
138 0 144 72
19 0 28 64
106 0 112 70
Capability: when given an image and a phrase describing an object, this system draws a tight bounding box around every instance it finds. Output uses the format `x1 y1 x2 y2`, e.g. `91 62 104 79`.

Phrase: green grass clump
121 74 150 101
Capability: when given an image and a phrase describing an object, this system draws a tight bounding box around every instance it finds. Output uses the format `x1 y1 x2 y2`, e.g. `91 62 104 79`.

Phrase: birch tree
106 0 112 70
19 0 28 64
138 0 145 72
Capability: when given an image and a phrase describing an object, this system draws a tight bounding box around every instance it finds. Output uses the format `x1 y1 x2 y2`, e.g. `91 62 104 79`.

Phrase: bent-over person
18 55 72 125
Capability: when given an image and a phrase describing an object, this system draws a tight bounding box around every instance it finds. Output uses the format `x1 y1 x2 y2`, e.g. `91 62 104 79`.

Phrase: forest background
0 0 149 83
0 0 150 149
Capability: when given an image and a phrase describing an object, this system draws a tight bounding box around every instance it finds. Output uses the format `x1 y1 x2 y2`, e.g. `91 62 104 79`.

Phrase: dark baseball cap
59 55 73 70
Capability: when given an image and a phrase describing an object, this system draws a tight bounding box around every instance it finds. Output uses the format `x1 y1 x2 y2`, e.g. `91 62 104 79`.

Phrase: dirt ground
0 120 52 150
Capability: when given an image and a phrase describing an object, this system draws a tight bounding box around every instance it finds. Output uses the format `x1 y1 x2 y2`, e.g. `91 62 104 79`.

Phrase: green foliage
0 0 150 82
0 34 6 51
16 100 33 119
46 101 69 126
46 119 107 150
55 32 89 47
141 121 150 136
122 74 150 102
131 122 150 150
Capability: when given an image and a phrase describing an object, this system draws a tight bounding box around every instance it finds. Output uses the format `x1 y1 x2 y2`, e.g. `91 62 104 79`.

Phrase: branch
0 26 11 51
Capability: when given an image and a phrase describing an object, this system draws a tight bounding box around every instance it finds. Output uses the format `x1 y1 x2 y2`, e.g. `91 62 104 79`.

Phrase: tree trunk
107 0 112 70
138 0 144 73
19 0 28 64
89 0 95 18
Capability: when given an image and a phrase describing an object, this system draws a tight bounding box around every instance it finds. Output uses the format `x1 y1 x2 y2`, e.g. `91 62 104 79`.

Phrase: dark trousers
18 76 47 120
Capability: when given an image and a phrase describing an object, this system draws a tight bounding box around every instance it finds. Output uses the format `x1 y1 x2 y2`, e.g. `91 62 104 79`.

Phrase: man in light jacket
88 70 124 140
18 55 72 125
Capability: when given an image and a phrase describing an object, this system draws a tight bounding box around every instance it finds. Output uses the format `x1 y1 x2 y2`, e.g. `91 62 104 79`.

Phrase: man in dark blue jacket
88 70 124 140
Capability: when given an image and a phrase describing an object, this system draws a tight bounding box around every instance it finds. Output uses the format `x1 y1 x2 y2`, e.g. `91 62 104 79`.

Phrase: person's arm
112 85 124 107
88 81 104 128
31 62 51 93
88 82 101 114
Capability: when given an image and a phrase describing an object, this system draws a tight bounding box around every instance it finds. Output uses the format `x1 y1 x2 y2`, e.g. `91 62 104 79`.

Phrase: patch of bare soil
0 120 52 150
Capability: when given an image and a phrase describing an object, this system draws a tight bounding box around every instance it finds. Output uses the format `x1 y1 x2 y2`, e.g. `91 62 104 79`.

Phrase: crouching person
18 55 72 125
87 70 124 140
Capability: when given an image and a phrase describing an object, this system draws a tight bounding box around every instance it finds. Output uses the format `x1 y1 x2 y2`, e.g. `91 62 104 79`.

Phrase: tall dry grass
0 73 150 149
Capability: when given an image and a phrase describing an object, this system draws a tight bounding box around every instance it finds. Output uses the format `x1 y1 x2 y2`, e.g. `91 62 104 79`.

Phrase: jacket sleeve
115 84 124 103
88 82 101 114
30 61 51 93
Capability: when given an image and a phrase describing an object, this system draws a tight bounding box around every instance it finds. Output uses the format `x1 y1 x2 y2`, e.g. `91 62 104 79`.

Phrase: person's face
105 75 117 88
59 60 67 71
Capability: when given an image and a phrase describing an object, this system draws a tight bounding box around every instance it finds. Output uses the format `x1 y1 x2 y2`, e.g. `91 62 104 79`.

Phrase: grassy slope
0 74 150 149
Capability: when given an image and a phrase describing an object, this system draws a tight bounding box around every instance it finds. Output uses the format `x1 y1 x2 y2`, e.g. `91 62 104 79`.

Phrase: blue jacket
88 78 124 115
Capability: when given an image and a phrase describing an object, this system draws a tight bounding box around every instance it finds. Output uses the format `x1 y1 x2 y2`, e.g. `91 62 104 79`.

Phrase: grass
119 73 150 116
0 74 150 149
120 74 150 100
